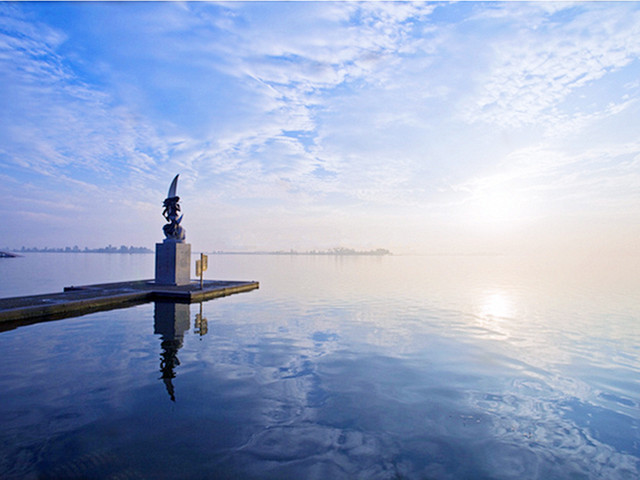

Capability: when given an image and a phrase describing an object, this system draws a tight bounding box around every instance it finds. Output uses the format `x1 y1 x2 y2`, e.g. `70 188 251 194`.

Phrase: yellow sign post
195 253 208 289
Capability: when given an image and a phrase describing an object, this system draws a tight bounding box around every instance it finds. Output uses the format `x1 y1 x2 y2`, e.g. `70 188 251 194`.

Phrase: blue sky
1 1 639 255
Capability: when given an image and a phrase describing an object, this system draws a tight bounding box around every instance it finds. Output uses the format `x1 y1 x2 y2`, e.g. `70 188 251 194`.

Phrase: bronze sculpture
162 174 186 242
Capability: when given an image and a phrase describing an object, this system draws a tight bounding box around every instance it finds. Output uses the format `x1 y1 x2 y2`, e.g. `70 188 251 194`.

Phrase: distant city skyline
9 245 153 254
2 2 639 256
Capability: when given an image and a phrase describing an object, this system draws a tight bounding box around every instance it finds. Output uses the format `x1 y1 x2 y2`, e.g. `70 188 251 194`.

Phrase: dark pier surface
0 279 259 326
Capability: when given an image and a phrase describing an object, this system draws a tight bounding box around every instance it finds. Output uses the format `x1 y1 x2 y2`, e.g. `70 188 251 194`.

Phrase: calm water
0 253 639 479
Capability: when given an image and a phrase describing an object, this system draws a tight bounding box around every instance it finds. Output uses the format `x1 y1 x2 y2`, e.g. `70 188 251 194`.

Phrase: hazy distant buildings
14 245 153 254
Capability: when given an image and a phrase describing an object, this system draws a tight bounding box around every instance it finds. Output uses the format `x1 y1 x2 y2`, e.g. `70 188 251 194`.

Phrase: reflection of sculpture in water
154 302 190 401
162 174 186 242
159 337 182 402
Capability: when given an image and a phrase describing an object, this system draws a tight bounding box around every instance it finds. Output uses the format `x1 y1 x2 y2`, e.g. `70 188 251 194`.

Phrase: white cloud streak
462 3 640 129
0 5 167 182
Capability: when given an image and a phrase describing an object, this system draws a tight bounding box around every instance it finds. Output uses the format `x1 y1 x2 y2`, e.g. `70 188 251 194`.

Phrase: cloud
0 5 167 184
1 1 442 209
451 135 640 226
115 2 444 208
460 3 640 129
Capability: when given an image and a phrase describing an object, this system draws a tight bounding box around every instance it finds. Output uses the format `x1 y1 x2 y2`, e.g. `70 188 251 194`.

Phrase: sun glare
472 191 522 225
474 290 516 340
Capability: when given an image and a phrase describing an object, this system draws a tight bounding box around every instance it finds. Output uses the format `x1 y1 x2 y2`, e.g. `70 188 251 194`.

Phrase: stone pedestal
155 242 191 286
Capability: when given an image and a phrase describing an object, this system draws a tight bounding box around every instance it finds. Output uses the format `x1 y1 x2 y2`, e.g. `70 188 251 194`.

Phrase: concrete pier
0 279 259 327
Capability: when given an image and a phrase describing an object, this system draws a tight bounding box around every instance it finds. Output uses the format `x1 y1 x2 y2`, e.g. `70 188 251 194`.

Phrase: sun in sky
1 1 639 255
471 190 524 225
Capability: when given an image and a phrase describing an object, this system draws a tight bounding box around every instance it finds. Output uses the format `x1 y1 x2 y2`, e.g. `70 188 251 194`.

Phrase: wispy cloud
0 5 166 183
461 3 640 129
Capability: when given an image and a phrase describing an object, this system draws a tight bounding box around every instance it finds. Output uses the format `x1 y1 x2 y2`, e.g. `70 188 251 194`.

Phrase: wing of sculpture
167 174 179 199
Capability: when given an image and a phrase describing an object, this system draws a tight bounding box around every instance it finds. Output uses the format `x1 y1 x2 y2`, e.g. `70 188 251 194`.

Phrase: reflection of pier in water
154 302 208 401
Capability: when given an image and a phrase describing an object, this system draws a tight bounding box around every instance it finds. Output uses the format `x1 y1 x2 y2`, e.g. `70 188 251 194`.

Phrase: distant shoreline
5 247 392 256
9 246 153 254
209 248 392 256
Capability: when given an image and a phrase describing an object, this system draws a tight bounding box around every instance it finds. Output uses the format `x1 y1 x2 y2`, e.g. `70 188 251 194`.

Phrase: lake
0 252 639 479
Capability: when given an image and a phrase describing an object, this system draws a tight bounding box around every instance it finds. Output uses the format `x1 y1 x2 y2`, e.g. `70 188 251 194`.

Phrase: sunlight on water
474 290 516 340
479 291 514 320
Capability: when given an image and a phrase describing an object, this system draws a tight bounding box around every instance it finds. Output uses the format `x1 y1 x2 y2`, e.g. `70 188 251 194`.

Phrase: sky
1 1 639 255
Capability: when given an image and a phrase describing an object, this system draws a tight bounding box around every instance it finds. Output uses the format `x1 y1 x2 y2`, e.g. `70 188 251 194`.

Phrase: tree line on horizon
211 247 392 256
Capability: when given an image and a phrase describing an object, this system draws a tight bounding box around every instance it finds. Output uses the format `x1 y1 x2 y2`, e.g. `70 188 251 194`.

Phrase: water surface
0 253 638 479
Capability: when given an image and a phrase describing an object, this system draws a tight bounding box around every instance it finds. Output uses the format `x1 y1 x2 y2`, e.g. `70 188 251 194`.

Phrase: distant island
12 245 153 254
210 248 392 256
